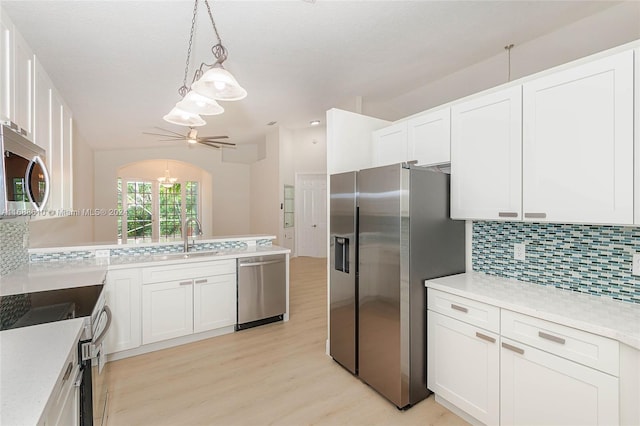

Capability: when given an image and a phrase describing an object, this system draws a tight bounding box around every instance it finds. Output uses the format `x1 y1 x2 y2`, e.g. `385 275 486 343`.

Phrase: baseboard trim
434 394 484 426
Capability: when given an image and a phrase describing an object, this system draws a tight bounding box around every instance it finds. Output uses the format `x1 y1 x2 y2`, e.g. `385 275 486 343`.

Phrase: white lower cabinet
427 288 623 425
500 337 619 426
427 310 499 425
193 273 236 333
105 268 141 354
141 259 237 345
142 279 194 344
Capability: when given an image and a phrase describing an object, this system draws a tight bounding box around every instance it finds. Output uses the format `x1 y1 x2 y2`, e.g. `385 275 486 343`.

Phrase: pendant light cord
180 0 200 96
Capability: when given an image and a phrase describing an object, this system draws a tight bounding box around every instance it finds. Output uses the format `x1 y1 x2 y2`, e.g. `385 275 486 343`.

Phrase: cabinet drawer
142 259 236 283
427 288 500 333
501 309 619 376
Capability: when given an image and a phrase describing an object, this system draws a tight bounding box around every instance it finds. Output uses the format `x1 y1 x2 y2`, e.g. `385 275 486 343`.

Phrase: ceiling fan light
176 91 224 116
191 67 247 101
163 106 206 127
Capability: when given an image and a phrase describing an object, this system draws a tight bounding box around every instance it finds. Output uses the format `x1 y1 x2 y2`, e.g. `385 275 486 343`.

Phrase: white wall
364 1 640 120
29 126 95 247
250 130 280 241
93 146 250 243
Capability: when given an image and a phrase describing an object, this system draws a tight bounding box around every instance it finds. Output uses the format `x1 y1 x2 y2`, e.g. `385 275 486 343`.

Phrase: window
117 179 199 243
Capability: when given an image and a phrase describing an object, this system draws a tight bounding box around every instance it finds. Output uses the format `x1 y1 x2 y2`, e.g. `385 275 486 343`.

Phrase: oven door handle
92 305 112 346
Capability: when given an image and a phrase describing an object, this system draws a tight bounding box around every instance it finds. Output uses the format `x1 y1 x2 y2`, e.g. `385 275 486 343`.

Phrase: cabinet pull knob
195 279 208 284
179 280 192 286
538 331 565 345
475 332 496 343
498 212 518 218
502 342 525 355
524 212 547 219
450 304 468 313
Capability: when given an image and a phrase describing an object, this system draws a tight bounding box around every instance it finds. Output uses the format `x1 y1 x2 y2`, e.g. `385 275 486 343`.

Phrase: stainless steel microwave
0 125 50 216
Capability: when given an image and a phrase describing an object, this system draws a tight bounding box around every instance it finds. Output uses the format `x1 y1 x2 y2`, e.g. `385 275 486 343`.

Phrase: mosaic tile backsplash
29 239 272 262
472 222 640 304
0 220 29 276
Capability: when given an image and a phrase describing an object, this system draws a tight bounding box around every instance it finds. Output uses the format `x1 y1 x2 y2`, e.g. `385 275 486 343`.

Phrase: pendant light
163 0 246 126
158 161 178 188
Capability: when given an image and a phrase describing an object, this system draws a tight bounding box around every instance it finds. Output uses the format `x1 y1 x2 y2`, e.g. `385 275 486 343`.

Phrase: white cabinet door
407 108 450 166
372 121 408 167
193 273 236 333
12 29 33 139
523 50 634 225
427 311 499 425
451 86 522 220
105 268 142 354
33 58 52 151
501 337 619 426
61 106 72 209
142 280 193 344
635 48 640 226
48 89 63 211
0 11 12 123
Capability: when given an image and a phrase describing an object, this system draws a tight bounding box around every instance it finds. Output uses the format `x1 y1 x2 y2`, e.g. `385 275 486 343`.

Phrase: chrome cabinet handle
195 279 208 284
498 212 518 218
92 305 113 346
502 342 525 355
538 331 566 345
239 260 284 267
475 332 496 343
524 212 547 219
450 304 468 313
180 280 192 286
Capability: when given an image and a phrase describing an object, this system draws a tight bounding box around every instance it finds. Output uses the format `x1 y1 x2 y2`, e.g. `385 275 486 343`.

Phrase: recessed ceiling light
310 120 321 126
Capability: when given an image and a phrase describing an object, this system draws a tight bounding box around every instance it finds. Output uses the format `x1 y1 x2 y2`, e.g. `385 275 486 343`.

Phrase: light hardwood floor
106 257 468 426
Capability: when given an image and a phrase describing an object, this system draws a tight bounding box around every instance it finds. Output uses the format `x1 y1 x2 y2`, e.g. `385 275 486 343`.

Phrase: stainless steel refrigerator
329 163 465 409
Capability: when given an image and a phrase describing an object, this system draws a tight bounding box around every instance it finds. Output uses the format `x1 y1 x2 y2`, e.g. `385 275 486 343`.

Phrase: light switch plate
633 253 640 276
514 243 526 261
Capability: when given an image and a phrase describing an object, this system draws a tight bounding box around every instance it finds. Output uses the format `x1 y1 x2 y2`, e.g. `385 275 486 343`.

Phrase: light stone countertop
0 318 85 426
0 245 290 296
425 272 640 350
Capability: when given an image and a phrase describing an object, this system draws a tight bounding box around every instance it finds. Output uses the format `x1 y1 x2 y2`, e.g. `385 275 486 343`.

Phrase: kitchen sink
151 251 221 261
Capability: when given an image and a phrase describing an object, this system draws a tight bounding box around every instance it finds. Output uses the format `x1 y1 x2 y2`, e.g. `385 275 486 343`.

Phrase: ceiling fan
143 127 236 149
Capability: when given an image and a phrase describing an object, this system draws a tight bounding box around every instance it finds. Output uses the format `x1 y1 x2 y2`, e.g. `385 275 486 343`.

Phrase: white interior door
296 174 327 257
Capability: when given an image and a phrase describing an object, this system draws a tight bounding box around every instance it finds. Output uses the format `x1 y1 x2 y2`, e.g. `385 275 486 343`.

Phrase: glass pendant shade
163 106 206 127
176 91 224 116
191 67 247 101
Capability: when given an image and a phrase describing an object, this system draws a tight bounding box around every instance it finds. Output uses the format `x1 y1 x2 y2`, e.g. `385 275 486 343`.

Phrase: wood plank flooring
106 257 468 426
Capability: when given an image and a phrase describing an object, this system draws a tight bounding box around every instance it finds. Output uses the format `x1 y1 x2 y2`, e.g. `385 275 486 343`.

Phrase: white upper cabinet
522 50 634 225
12 29 33 139
33 58 52 150
635 48 640 225
407 107 451 166
372 121 408 167
0 11 12 124
451 86 523 220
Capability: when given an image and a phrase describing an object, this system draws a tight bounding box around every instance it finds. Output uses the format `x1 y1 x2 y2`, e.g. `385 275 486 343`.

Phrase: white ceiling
2 1 619 150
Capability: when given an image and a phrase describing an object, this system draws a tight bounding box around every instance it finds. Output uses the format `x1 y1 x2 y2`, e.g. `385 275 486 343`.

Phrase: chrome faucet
183 217 202 252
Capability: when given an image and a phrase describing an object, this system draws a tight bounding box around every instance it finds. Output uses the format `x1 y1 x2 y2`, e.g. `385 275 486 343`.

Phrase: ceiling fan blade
199 135 229 140
198 141 221 149
156 139 185 142
200 140 236 146
153 127 186 137
143 132 183 138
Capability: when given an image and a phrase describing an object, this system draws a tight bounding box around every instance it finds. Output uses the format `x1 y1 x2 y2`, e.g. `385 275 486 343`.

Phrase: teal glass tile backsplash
472 221 640 304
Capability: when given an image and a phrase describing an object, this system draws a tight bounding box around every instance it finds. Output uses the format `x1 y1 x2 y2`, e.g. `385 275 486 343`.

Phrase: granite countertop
0 318 85 425
425 272 640 350
0 245 290 296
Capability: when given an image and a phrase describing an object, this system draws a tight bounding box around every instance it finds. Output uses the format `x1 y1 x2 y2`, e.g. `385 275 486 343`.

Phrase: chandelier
158 162 178 187
164 0 247 127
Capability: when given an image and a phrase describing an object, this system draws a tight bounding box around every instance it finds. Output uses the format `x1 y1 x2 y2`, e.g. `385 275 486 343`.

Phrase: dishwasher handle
239 259 284 267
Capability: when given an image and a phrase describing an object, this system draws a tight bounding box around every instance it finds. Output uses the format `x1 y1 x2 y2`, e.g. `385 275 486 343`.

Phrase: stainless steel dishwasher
236 254 286 330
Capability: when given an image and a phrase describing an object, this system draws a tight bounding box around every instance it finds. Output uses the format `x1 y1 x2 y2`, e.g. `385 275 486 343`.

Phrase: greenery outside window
117 178 200 243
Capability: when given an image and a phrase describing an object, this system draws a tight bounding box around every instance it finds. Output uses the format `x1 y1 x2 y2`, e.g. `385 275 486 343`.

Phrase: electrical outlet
95 249 110 258
633 253 640 276
514 243 526 261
